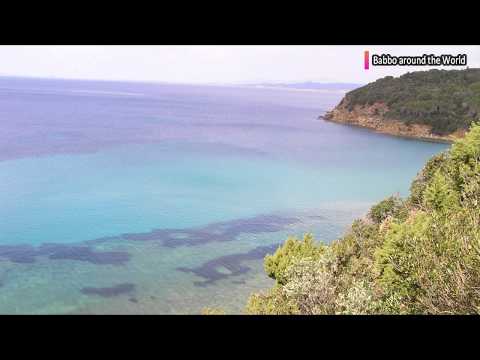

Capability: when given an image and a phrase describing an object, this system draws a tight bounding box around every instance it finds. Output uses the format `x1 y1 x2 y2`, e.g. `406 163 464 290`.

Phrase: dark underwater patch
0 245 38 263
0 243 131 265
47 246 131 265
177 243 280 286
121 214 298 248
81 283 135 297
231 280 246 284
0 213 294 268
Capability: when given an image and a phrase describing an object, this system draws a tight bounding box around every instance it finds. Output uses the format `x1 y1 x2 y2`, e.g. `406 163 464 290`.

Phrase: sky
0 45 479 85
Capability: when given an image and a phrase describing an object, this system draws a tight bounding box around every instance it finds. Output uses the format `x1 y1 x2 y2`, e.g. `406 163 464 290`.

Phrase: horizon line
0 74 365 87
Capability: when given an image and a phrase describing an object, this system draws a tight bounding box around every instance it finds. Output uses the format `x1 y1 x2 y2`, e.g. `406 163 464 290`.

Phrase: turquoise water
1 140 439 246
0 77 448 313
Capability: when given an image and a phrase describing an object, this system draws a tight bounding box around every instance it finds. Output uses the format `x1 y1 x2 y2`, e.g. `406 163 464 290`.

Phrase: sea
0 77 448 314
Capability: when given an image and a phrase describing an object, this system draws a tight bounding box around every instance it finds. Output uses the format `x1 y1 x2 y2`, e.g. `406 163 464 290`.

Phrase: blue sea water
0 77 447 313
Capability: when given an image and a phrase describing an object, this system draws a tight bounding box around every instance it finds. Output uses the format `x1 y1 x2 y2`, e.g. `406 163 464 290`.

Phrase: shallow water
0 77 447 313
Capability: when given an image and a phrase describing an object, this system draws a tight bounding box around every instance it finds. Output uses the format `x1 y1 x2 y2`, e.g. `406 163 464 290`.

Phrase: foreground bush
246 123 480 315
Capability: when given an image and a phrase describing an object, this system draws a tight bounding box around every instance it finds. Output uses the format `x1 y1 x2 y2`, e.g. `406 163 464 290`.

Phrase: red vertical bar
364 50 369 70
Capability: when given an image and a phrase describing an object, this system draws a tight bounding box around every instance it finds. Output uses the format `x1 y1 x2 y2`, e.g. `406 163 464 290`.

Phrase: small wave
69 90 145 97
0 87 144 97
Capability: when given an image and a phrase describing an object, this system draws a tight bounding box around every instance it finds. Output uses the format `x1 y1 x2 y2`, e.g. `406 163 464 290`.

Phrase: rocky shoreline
322 101 464 143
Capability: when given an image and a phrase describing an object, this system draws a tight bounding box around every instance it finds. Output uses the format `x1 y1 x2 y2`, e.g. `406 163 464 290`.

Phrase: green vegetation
246 123 480 314
342 68 480 135
264 233 325 285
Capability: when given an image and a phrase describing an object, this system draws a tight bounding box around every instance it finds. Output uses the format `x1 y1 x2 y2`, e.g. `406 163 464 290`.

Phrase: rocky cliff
323 100 465 143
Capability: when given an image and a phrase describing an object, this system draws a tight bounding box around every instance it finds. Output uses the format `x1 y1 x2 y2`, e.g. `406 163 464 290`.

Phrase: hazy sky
0 45 479 84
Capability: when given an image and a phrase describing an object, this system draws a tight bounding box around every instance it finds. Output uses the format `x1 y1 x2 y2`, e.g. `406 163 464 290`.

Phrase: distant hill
324 69 480 140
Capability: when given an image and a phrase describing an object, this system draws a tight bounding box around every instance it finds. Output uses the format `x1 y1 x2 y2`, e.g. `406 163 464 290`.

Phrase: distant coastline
245 82 363 93
319 69 480 143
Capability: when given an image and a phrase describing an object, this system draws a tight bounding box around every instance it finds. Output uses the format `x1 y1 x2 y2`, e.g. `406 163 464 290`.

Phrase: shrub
413 208 480 314
422 171 460 212
336 280 377 314
409 152 448 206
368 196 405 224
245 285 299 315
374 212 429 308
264 233 325 285
282 252 339 315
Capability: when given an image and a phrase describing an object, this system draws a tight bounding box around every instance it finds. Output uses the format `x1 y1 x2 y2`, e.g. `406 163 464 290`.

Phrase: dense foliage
245 123 480 314
342 69 480 135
